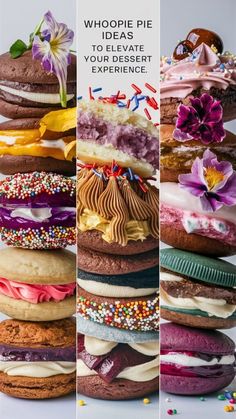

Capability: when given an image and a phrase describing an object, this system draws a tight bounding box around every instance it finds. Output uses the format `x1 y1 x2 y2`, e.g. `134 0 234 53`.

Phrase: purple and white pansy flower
173 94 226 144
178 149 236 212
32 11 74 107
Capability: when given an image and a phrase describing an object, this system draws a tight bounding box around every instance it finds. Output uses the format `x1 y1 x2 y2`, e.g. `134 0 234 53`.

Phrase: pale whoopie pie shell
0 248 75 284
0 294 76 321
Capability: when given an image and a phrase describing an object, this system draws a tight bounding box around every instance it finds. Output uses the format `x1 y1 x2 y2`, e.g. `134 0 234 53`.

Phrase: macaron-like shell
77 317 158 344
161 308 236 330
0 318 76 348
161 224 236 257
161 248 236 288
77 230 159 255
161 323 235 354
0 51 76 83
77 376 159 400
0 371 76 399
77 246 158 275
0 294 76 322
161 373 235 395
0 248 75 284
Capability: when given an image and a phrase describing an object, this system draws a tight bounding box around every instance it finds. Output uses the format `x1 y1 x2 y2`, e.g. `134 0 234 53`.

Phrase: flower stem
28 18 44 49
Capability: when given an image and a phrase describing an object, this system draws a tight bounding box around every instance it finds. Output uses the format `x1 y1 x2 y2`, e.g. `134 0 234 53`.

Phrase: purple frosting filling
0 192 76 208
0 207 76 229
77 112 159 169
0 344 76 362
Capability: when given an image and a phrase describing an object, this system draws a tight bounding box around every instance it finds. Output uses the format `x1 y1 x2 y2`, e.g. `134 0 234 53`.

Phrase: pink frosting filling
161 203 236 247
161 43 236 99
0 278 76 304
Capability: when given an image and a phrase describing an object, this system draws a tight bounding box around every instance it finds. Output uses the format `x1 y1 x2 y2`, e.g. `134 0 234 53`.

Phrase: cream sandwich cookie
161 323 235 395
77 164 159 255
0 51 76 119
77 265 159 298
161 39 236 124
77 100 159 177
0 171 76 249
0 117 76 176
0 318 76 399
0 247 76 321
77 328 159 400
160 248 236 329
161 179 236 257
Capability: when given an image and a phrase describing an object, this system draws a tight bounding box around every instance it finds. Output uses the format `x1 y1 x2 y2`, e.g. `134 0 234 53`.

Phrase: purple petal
173 128 194 142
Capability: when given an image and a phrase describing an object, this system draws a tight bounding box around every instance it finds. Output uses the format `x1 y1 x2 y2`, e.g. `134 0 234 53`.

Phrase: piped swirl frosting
77 165 159 246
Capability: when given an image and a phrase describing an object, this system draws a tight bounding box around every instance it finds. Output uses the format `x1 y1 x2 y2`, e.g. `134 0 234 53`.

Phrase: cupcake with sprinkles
0 172 76 249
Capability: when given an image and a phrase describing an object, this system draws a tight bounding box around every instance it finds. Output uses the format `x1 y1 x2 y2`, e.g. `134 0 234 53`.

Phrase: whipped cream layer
84 335 159 357
77 358 159 382
161 43 236 99
161 287 236 318
160 353 235 367
0 85 74 104
0 277 75 304
0 361 76 377
78 278 157 298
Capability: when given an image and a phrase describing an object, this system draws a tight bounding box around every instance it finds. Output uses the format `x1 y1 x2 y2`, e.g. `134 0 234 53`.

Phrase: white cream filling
0 361 76 378
161 288 236 318
161 272 183 282
78 278 157 298
9 207 75 222
84 335 159 357
162 182 236 225
77 357 159 382
0 85 74 104
40 139 66 151
160 353 235 367
0 136 16 145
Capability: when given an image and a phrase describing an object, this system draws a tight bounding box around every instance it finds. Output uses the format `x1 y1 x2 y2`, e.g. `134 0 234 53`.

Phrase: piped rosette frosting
0 172 76 249
161 43 236 100
77 100 159 177
77 334 159 384
77 164 159 248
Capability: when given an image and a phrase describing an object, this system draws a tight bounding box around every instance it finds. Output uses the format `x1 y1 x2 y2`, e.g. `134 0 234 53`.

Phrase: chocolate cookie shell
77 246 158 275
0 155 75 176
77 230 159 256
77 375 158 400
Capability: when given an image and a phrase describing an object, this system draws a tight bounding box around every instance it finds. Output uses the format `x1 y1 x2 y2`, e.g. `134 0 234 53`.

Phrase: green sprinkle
200 397 205 401
218 394 226 400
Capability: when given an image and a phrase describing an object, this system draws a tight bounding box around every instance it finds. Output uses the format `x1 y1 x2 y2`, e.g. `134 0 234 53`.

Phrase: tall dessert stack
159 29 236 397
0 11 77 400
76 101 160 400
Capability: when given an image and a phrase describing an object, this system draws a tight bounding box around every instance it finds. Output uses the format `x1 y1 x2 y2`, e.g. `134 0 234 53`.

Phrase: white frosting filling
161 272 183 282
77 358 159 382
0 136 16 145
160 353 235 367
40 139 67 151
9 207 75 222
78 278 157 298
161 288 236 318
0 85 74 104
0 361 76 378
162 182 236 225
84 335 159 357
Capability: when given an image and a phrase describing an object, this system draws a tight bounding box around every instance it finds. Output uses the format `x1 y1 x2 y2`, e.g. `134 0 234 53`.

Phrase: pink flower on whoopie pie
178 149 236 212
173 94 226 144
32 11 74 108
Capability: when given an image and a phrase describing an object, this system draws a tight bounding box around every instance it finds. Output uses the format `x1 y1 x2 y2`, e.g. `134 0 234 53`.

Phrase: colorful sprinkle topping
77 294 159 332
0 172 75 200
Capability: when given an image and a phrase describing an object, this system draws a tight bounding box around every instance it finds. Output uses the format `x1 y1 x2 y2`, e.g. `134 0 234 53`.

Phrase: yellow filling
204 167 225 190
79 209 150 243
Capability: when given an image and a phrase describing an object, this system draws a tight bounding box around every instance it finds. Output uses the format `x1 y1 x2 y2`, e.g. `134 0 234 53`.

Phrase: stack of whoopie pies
160 29 236 396
76 101 160 400
0 33 77 399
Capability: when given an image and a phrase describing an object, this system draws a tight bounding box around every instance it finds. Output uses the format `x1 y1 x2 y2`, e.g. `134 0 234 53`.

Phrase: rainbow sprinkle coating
0 226 76 249
77 294 159 332
0 172 75 200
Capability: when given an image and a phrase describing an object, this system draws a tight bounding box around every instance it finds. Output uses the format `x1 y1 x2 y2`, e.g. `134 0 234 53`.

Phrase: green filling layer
161 306 236 319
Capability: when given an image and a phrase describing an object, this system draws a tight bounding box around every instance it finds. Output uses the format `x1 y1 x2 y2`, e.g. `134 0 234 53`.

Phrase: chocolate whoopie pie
160 323 235 395
0 51 76 119
77 318 159 400
160 249 236 329
77 164 159 256
0 318 76 399
0 117 76 176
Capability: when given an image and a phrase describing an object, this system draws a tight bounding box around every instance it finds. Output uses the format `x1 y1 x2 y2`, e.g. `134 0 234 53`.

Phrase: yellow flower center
204 167 224 190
